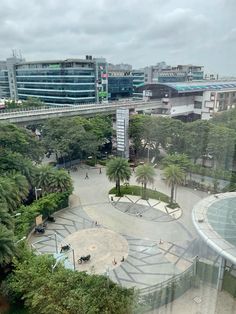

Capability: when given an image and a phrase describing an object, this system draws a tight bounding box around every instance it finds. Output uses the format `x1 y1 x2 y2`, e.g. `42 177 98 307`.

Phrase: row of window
17 84 95 91
16 69 95 76
16 77 95 83
17 90 95 98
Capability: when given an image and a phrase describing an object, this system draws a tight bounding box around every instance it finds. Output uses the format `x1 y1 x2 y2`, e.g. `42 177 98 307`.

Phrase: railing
139 257 196 296
0 100 163 120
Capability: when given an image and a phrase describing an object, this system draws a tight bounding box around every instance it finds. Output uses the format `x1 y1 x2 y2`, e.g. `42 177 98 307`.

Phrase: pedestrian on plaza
85 172 89 179
99 167 102 174
112 258 117 265
95 221 98 226
121 256 125 262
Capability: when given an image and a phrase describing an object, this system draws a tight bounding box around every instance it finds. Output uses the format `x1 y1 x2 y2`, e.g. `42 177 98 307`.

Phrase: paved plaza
29 165 207 291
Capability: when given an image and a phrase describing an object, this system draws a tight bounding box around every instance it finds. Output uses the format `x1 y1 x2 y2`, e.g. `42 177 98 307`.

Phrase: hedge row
14 192 69 239
109 185 170 203
190 164 231 181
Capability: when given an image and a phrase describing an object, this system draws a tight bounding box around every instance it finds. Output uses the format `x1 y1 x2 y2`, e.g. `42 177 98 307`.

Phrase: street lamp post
35 187 42 200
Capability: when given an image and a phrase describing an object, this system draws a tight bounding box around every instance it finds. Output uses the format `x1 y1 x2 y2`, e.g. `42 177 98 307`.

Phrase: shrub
14 192 69 239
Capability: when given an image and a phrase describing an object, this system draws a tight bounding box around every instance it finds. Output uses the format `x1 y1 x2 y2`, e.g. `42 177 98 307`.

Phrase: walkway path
29 165 206 290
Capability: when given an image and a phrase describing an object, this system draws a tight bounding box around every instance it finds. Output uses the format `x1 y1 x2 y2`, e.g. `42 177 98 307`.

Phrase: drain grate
193 296 202 304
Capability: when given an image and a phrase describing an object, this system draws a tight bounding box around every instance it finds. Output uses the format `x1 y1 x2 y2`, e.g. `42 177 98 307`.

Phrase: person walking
85 172 89 179
99 167 102 174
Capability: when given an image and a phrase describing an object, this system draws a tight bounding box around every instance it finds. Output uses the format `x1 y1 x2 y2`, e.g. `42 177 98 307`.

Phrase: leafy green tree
207 125 236 169
0 150 37 187
135 164 155 199
129 115 151 156
184 120 211 163
106 158 131 196
162 154 192 172
0 123 43 162
0 225 16 265
4 252 135 314
164 165 184 204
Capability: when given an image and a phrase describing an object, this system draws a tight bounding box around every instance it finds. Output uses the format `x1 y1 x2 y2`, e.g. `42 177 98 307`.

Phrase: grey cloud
0 0 235 75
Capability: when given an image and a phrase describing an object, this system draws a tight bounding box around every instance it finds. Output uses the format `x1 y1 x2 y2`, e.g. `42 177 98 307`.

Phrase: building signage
116 108 129 159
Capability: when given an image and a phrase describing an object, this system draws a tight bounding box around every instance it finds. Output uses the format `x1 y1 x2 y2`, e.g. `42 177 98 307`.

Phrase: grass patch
167 203 179 209
109 185 170 203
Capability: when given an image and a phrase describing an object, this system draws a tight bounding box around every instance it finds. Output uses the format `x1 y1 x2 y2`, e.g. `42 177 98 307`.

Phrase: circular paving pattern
64 228 129 274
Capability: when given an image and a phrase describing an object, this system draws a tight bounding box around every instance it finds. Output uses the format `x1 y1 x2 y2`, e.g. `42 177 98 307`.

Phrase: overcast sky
0 0 235 75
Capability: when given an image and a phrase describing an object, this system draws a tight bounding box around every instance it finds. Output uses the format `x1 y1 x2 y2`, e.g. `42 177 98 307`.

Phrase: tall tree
35 165 73 195
135 164 155 199
164 165 184 204
0 225 16 266
106 158 131 196
207 125 236 169
0 123 43 162
0 204 14 230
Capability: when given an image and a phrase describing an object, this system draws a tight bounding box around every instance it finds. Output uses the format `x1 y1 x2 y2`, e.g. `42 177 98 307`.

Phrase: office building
0 56 108 106
108 66 133 100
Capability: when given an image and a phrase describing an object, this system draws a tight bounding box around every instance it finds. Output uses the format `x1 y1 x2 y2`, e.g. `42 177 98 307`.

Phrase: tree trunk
170 183 175 204
143 182 147 200
116 179 121 196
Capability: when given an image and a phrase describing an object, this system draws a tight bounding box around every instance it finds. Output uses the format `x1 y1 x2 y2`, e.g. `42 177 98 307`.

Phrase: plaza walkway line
70 167 205 244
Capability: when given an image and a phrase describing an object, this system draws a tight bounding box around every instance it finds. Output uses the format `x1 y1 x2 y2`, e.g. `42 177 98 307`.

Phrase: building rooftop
164 81 236 93
192 192 236 264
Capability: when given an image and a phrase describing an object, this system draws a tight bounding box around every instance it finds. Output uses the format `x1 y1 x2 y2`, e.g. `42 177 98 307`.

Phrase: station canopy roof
162 81 236 93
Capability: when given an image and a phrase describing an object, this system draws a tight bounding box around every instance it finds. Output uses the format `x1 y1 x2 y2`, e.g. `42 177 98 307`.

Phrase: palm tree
0 224 16 265
0 177 21 213
35 165 54 195
50 169 73 193
106 158 131 196
9 171 29 200
36 166 73 195
135 164 155 200
164 164 184 204
0 203 14 230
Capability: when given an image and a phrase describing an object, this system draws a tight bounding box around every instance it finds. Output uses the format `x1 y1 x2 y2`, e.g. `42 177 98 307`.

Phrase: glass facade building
0 56 108 106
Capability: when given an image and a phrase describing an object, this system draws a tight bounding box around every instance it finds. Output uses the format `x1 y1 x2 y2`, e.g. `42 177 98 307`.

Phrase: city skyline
0 0 235 76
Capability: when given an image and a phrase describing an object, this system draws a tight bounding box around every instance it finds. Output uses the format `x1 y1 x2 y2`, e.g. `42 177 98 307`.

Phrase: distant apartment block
141 62 204 84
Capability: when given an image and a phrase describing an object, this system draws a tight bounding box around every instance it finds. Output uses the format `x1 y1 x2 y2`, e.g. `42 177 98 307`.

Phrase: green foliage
0 123 44 162
35 165 73 195
42 116 112 163
190 164 232 181
0 173 29 213
135 164 155 199
164 165 184 204
207 125 236 169
3 253 135 314
162 154 192 173
109 185 170 203
14 192 69 239
106 158 131 196
0 225 16 266
4 97 44 109
86 159 96 167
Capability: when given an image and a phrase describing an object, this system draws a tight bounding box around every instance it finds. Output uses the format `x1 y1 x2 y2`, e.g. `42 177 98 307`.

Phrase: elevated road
0 100 163 124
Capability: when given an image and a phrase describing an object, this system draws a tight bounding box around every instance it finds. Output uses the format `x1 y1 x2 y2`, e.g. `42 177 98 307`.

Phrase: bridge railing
0 100 163 120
